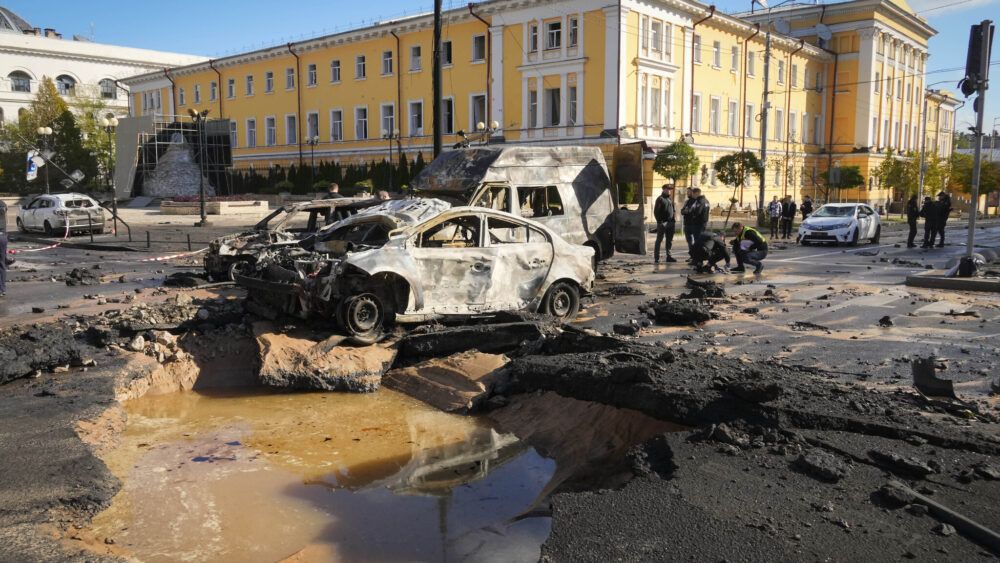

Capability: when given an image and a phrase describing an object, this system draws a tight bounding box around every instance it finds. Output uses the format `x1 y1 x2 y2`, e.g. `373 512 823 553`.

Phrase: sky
7 0 998 130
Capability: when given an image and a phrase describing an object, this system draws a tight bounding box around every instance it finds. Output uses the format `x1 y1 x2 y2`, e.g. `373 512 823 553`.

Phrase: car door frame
610 142 648 255
482 213 555 310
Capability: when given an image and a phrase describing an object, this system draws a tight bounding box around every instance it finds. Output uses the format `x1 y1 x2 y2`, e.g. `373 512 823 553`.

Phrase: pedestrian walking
919 196 937 248
933 192 952 247
779 196 797 239
653 185 677 264
801 195 814 220
767 196 782 239
730 222 768 274
689 231 731 274
905 195 919 248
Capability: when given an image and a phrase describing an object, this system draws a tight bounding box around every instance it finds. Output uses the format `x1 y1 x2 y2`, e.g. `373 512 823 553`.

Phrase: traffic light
961 23 995 98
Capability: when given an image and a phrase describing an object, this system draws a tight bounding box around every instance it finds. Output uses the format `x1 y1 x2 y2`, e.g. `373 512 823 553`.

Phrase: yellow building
120 0 958 211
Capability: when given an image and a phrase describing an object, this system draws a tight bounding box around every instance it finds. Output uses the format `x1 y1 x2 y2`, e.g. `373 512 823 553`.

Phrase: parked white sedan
16 193 107 236
798 203 881 246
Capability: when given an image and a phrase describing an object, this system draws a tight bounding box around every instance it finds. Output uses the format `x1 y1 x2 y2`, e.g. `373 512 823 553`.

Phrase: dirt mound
65 268 100 287
163 271 213 288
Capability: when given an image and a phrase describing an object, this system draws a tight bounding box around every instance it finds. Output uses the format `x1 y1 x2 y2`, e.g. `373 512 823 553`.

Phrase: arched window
0 108 4 124
99 79 116 99
8 70 30 93
56 74 76 96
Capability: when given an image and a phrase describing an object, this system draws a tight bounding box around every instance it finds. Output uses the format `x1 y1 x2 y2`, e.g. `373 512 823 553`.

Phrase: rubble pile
0 325 84 384
640 298 713 326
64 268 100 287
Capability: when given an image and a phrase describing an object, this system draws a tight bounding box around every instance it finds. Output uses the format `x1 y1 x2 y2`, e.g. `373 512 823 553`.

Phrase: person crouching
730 222 768 274
690 231 732 274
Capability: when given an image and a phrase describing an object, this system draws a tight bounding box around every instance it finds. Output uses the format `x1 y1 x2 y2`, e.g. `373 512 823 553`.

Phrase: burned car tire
228 260 252 282
541 281 581 321
339 293 393 344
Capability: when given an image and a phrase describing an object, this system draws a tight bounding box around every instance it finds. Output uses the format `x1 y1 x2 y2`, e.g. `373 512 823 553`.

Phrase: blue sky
8 0 998 129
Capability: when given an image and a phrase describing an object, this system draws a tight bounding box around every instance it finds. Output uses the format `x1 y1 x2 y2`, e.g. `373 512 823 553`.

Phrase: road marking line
771 244 898 263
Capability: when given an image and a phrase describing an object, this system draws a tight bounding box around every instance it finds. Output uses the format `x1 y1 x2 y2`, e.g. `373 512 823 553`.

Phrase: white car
798 203 881 246
16 193 107 236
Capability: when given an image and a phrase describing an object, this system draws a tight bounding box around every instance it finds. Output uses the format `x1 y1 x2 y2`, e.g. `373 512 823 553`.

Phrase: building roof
0 7 31 33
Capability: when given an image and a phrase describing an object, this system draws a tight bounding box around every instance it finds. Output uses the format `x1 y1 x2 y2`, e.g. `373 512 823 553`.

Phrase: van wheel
541 281 581 321
43 220 55 237
338 292 391 344
871 226 881 244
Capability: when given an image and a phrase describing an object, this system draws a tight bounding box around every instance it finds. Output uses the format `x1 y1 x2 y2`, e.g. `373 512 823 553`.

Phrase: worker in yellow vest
730 223 768 275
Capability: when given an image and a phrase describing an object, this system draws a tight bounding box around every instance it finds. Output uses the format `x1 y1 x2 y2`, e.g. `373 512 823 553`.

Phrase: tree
49 110 98 189
714 151 764 227
874 149 909 198
0 77 75 193
821 165 865 200
653 140 700 184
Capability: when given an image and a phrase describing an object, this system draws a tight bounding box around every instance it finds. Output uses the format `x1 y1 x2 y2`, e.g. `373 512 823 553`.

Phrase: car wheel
871 225 881 244
228 260 251 282
801 240 812 246
43 220 55 237
339 293 389 344
847 228 859 247
541 281 581 321
15 218 25 233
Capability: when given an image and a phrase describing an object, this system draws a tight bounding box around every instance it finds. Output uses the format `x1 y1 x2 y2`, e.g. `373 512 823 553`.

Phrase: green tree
874 149 907 197
653 140 700 184
0 77 74 193
714 151 764 228
51 110 98 189
821 165 865 200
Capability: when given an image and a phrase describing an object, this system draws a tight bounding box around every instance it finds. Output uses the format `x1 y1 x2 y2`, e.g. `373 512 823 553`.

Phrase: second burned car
236 198 595 341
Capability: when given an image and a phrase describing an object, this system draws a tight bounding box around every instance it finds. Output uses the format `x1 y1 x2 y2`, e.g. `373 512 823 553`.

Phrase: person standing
933 192 952 248
691 188 710 239
905 195 919 248
680 187 697 252
767 196 782 239
730 222 768 274
780 196 797 239
326 182 344 199
919 196 937 249
0 199 7 297
800 195 814 220
653 185 677 264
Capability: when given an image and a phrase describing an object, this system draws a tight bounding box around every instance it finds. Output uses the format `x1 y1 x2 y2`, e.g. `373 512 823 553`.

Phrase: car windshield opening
419 216 481 248
811 206 855 218
64 199 94 208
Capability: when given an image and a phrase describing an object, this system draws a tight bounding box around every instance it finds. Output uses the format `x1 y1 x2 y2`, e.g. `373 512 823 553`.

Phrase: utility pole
965 20 993 262
758 31 772 226
432 0 443 158
917 97 929 199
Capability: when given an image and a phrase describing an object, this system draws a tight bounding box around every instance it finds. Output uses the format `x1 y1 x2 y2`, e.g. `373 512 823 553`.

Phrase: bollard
88 214 94 243
187 233 192 252
146 231 151 249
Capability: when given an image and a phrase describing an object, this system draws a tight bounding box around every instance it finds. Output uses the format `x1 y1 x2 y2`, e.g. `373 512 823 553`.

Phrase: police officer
653 185 677 264
919 196 937 249
905 195 919 248
731 222 768 274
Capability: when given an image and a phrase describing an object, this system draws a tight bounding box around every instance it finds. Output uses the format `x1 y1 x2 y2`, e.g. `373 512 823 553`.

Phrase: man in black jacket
919 196 937 248
905 195 919 248
933 192 952 247
779 196 797 239
653 185 677 264
690 231 731 274
731 222 768 274
800 195 814 220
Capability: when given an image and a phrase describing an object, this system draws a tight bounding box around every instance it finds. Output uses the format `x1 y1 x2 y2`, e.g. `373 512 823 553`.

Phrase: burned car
204 197 372 281
236 199 594 342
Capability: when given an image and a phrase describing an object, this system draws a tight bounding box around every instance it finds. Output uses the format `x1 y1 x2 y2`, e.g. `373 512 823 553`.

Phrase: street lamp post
188 108 210 227
382 129 400 190
305 136 320 186
100 116 120 235
476 120 501 145
36 126 52 194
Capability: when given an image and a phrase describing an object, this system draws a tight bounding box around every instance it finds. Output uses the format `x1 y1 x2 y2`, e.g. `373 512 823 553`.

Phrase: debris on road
65 268 100 287
640 299 712 326
384 350 509 412
680 277 726 300
912 356 958 399
0 325 83 384
878 315 894 327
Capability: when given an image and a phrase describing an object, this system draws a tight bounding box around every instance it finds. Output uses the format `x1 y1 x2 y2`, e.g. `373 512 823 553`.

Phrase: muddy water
89 389 554 562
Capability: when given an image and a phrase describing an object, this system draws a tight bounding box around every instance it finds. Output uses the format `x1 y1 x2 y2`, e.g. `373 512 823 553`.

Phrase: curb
10 234 141 252
905 270 1000 292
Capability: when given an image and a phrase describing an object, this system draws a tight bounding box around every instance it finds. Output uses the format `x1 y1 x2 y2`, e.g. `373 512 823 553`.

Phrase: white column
490 24 504 131
856 28 877 148
681 28 692 136
603 5 623 131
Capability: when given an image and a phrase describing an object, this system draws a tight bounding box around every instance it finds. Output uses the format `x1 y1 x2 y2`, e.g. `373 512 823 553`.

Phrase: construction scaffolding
115 114 233 199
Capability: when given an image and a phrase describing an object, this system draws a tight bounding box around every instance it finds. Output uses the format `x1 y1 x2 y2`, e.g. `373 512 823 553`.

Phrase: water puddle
88 389 554 562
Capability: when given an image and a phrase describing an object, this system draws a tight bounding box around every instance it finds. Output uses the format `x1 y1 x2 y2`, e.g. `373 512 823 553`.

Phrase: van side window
474 186 510 211
517 186 563 218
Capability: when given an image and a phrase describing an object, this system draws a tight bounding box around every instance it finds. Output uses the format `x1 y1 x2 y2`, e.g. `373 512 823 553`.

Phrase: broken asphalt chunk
912 356 958 400
400 322 547 358
868 449 936 478
795 450 851 483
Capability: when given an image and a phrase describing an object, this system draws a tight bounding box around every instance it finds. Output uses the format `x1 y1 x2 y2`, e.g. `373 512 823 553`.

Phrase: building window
194 84 201 104
307 64 317 86
651 21 662 53
896 78 902 99
712 41 721 68
307 112 319 140
441 98 454 134
529 24 539 52
154 90 161 110
813 115 821 145
731 46 739 72
382 51 393 75
245 75 254 96
331 60 341 83
246 118 256 148
641 16 649 51
100 79 116 99
748 51 755 76
789 111 797 141
815 72 823 92
692 94 702 132
528 90 538 128
906 84 911 102
791 64 798 88
803 113 810 143
330 110 343 141
355 107 368 139
285 115 297 145
356 56 366 79
285 67 295 89
745 103 755 138
443 41 453 65
472 35 487 62
178 87 186 106
227 78 235 99
410 46 422 71
649 84 660 127
471 94 487 130
8 71 30 93
568 86 578 126
664 23 672 56
381 104 395 136
409 101 423 136
265 117 276 146
569 17 579 47
230 121 237 148
546 21 562 50
544 88 560 127
209 81 217 101
709 97 720 134
265 72 274 92
56 75 75 96
693 34 702 64
777 60 785 85
728 100 738 136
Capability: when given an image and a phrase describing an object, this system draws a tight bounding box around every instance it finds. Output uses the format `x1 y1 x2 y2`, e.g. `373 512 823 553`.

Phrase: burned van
410 144 647 262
